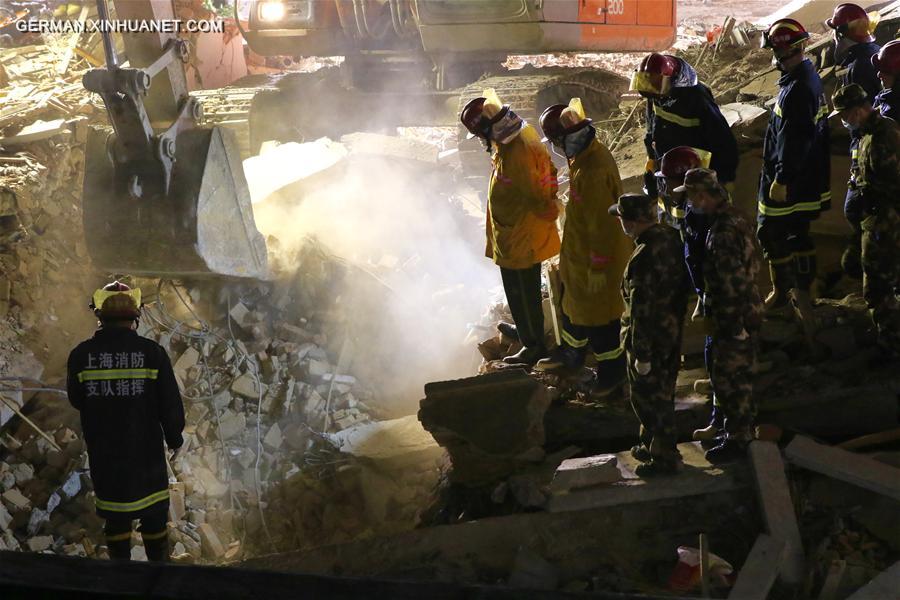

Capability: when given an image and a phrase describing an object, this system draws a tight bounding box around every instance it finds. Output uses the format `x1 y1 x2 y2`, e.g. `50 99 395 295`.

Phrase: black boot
496 321 519 341
534 345 583 371
630 444 652 463
634 455 684 477
502 345 548 366
705 436 749 463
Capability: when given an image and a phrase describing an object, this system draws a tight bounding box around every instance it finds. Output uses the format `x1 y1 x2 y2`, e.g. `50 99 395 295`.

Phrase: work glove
634 359 651 376
769 181 787 203
586 269 607 294
724 181 735 198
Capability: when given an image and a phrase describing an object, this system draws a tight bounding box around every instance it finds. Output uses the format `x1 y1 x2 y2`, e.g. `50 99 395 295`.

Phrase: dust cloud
246 141 500 415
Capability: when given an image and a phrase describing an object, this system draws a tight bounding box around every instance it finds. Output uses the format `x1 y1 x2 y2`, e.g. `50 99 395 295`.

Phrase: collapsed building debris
0 1 899 599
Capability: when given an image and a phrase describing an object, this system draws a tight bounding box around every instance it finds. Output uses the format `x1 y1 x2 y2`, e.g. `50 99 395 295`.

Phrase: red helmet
460 96 509 140
826 4 874 43
630 53 679 96
761 19 810 54
91 281 142 320
539 103 591 144
655 146 710 180
872 40 900 76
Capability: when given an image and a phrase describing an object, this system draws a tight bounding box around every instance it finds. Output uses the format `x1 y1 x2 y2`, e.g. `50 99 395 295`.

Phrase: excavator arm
81 0 268 279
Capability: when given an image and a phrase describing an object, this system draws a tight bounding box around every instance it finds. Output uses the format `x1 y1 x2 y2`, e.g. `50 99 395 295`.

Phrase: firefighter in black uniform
67 281 184 562
826 3 882 278
758 19 831 337
630 52 739 204
873 41 900 121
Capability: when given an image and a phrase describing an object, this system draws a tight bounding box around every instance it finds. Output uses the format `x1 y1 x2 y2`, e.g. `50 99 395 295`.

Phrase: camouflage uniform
703 202 764 440
620 214 690 459
854 108 900 354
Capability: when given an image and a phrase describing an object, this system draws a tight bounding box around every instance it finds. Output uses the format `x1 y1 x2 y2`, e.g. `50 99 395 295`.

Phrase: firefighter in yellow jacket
462 89 561 365
534 99 632 390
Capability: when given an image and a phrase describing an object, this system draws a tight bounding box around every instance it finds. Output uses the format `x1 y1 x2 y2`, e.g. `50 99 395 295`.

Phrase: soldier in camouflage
677 169 764 462
609 193 690 476
833 84 900 356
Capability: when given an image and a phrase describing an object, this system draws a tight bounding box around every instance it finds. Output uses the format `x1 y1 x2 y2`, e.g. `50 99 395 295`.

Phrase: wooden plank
748 441 806 585
56 5 90 75
838 427 900 451
845 560 900 600
817 560 847 600
728 534 787 600
785 436 900 501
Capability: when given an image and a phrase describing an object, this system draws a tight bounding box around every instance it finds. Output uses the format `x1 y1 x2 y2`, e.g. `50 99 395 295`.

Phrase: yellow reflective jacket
559 139 632 326
485 124 561 270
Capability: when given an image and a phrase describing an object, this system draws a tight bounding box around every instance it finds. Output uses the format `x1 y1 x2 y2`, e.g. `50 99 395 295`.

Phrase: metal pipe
95 0 118 69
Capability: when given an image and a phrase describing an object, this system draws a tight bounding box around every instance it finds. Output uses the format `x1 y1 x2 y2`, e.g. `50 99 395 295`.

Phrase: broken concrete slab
550 455 621 494
747 441 805 585
263 423 283 450
2 487 31 512
419 370 551 486
548 442 748 513
244 138 348 204
231 372 267 400
328 415 443 471
0 503 12 531
173 347 200 381
217 410 246 441
728 534 787 600
0 119 68 146
26 535 54 552
845 560 900 600
198 523 226 560
785 436 900 501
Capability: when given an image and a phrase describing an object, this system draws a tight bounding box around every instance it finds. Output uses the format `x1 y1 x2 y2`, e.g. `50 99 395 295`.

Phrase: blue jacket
874 87 899 121
759 59 831 222
644 58 739 183
841 42 882 226
837 42 882 101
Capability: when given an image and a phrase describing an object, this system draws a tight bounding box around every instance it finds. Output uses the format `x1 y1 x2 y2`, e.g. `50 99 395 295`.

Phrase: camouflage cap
608 193 656 221
673 167 720 193
830 83 869 117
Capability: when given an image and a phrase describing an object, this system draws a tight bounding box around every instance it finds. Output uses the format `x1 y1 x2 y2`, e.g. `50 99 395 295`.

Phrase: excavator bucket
82 124 269 279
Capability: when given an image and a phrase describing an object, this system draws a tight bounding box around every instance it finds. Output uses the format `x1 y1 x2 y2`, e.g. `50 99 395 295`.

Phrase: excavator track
456 67 630 183
190 80 277 158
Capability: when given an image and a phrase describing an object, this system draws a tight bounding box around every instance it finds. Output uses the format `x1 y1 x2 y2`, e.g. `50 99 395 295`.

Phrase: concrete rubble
0 3 898 599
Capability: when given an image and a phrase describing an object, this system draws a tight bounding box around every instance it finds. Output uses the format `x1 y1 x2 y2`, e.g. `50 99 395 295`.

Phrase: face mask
842 118 858 131
562 126 595 158
834 36 853 63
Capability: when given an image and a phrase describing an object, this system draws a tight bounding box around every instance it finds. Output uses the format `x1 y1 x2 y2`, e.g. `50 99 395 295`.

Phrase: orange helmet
630 53 679 96
91 281 142 320
872 40 900 76
761 19 810 55
656 146 712 180
826 4 875 44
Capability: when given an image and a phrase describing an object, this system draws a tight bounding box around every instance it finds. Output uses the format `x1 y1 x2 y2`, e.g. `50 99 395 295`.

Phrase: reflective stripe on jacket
66 327 184 519
559 139 632 326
